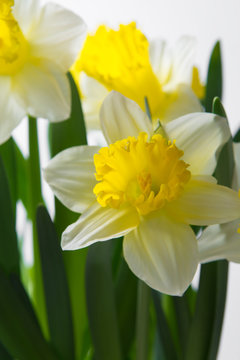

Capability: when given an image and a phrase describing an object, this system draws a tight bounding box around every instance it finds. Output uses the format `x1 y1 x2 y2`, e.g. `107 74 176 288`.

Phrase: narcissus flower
199 142 240 264
0 0 86 144
71 23 203 128
44 92 240 296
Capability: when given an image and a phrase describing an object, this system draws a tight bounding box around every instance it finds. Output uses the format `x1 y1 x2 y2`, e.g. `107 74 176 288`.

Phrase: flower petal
0 77 25 145
198 220 240 263
161 84 203 123
61 202 139 250
123 213 198 295
149 39 172 85
80 73 109 129
13 0 40 36
164 36 196 90
166 178 240 225
100 91 152 144
164 112 230 175
43 146 100 213
13 60 70 121
28 3 86 70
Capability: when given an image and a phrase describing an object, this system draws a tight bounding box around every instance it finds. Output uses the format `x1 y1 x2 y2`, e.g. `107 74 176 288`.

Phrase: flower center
0 0 29 75
93 132 191 215
72 22 163 116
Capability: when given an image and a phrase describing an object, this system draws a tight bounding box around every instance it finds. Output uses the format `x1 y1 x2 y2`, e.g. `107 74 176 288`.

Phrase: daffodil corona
72 23 203 128
44 92 240 296
0 0 28 75
0 0 86 144
93 133 191 215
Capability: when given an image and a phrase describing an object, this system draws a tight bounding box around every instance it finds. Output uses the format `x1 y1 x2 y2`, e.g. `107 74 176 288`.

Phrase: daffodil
199 142 240 264
71 23 203 129
44 91 240 296
0 0 86 144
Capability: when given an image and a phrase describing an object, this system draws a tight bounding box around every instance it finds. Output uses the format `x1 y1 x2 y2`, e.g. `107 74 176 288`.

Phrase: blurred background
13 0 240 358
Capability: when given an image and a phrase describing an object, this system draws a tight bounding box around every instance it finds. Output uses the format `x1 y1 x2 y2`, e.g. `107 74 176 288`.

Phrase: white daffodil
71 23 203 129
44 91 240 296
198 142 240 264
0 0 86 144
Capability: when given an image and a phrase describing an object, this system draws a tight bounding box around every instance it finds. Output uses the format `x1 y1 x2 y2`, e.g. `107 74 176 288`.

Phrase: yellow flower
0 0 86 144
44 92 240 296
71 23 203 129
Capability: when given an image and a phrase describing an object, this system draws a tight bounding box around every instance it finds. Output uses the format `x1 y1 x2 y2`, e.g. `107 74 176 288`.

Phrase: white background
15 0 240 359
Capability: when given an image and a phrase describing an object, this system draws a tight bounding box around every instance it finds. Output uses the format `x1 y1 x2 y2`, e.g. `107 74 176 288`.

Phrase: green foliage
37 206 75 360
0 138 29 217
85 242 123 360
185 98 232 360
204 41 222 112
0 155 20 275
49 73 89 359
0 267 59 360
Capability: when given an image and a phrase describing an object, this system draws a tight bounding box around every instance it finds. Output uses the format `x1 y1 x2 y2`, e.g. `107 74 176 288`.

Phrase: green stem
28 117 48 337
136 281 150 360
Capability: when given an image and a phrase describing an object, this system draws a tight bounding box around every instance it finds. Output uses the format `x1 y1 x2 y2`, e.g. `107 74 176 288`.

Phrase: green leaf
207 98 231 360
0 267 59 360
205 41 222 112
185 98 232 360
0 155 19 275
172 294 191 355
233 128 240 142
85 242 122 360
49 72 89 359
152 291 178 360
28 117 48 337
184 263 218 360
136 281 151 360
0 138 18 213
36 205 75 360
49 72 87 156
0 342 13 360
213 98 234 188
115 257 138 357
0 138 30 218
208 260 228 360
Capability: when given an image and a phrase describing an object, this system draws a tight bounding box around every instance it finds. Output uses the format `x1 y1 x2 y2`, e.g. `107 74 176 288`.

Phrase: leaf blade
36 205 75 360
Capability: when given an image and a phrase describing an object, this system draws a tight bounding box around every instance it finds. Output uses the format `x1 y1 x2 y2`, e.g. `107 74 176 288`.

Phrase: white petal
80 72 109 130
0 77 25 144
232 142 240 190
167 178 240 225
28 3 86 70
164 112 230 175
164 36 196 90
62 202 139 250
43 146 100 213
161 84 203 123
13 60 70 121
100 91 152 144
149 39 172 85
13 0 40 36
123 213 198 296
198 220 240 263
